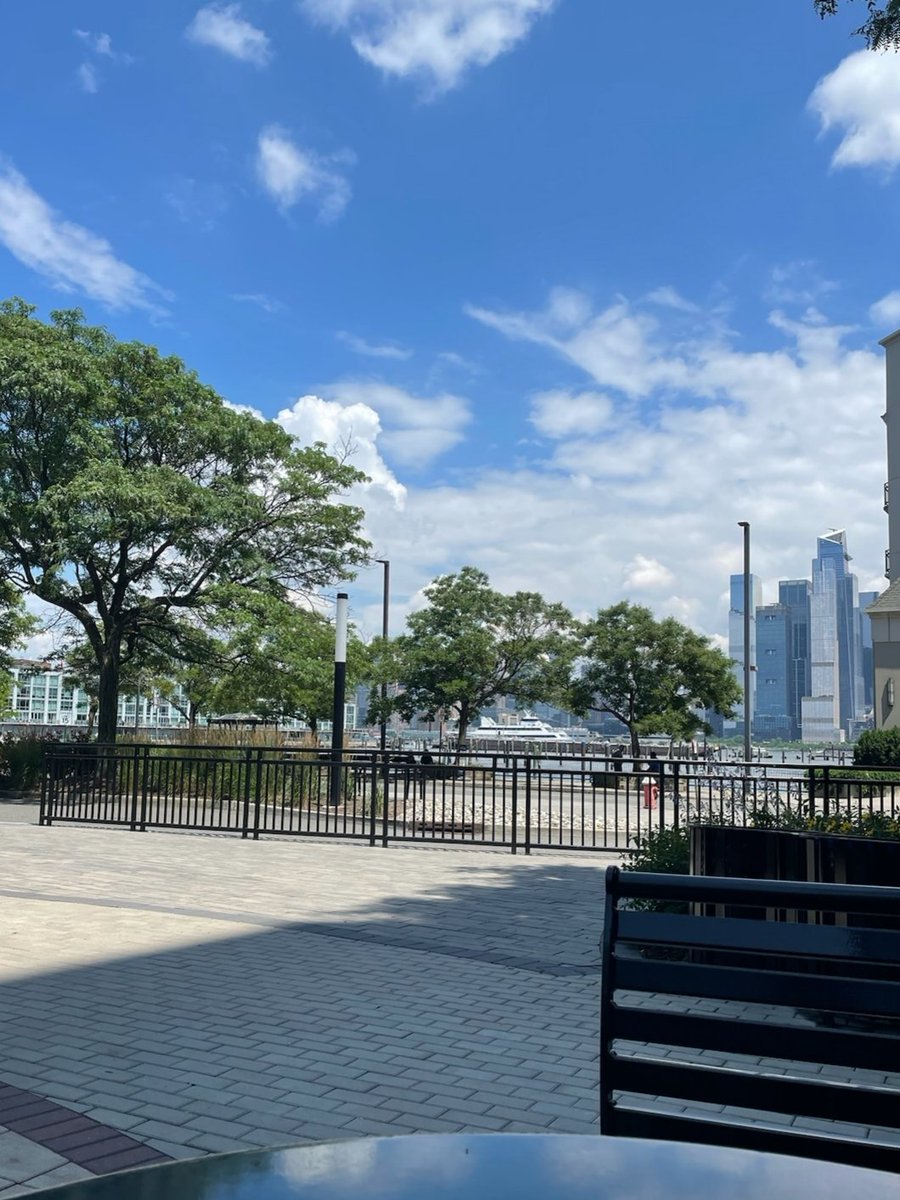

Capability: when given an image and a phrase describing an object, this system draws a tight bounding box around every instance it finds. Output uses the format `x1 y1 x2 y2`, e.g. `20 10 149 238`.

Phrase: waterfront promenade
0 810 612 1194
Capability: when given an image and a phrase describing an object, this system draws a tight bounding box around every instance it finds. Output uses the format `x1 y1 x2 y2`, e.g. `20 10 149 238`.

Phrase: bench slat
608 1003 900 1072
612 955 900 1019
602 1104 900 1174
617 908 900 965
608 1054 900 1126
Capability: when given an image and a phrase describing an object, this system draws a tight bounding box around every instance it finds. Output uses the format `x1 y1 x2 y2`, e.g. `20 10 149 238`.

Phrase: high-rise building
754 604 794 739
811 531 865 734
778 579 811 739
727 573 762 734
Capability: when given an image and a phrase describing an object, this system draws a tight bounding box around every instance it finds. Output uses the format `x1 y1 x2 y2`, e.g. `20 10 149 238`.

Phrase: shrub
854 728 900 768
0 734 53 791
627 826 690 874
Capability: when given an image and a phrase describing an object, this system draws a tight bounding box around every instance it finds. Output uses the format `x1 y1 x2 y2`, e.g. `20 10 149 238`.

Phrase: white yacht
465 714 575 744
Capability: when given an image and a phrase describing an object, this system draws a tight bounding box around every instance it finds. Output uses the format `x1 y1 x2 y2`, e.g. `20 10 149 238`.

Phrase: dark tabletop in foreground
35 1134 899 1200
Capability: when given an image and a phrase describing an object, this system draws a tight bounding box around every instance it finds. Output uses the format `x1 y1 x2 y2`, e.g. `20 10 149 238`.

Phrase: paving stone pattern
0 821 613 1178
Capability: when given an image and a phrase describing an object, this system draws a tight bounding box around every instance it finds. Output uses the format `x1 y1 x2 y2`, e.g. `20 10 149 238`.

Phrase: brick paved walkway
0 817 615 1193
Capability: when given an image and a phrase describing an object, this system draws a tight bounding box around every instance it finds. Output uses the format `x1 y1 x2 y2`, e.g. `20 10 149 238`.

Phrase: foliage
0 732 59 791
854 727 900 768
627 826 691 874
0 299 370 742
814 0 900 48
374 567 577 748
569 602 741 756
198 596 370 736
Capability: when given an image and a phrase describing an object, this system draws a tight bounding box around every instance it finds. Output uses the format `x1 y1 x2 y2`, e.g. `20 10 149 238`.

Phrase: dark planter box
690 823 900 931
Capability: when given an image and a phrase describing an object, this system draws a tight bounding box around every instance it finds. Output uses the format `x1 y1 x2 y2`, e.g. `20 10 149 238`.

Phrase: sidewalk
0 818 615 1193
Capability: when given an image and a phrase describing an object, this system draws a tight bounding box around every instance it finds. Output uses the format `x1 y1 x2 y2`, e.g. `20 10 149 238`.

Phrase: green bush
0 735 49 791
627 826 690 874
854 728 900 768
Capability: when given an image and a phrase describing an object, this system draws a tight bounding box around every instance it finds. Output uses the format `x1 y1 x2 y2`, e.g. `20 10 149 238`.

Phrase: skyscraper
754 604 793 739
727 572 762 734
813 531 865 732
778 579 811 739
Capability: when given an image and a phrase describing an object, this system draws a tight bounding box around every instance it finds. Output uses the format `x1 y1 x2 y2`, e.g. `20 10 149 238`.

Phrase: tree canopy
377 566 576 748
0 299 370 741
569 601 741 756
814 0 900 48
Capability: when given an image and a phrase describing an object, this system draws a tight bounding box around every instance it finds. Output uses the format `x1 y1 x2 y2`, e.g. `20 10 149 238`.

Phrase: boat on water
464 714 577 744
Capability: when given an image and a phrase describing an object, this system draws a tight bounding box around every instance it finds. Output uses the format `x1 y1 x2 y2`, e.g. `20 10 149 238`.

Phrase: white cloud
530 389 613 439
256 126 353 220
186 4 272 66
809 50 900 169
337 331 412 360
300 0 558 93
622 555 675 591
766 261 837 306
276 394 407 507
333 284 883 644
231 292 284 314
77 63 99 94
321 380 471 466
870 291 900 329
0 162 169 314
73 29 131 92
645 286 698 313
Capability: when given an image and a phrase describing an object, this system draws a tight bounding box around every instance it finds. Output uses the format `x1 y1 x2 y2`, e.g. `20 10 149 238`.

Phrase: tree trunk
96 636 122 744
629 726 641 758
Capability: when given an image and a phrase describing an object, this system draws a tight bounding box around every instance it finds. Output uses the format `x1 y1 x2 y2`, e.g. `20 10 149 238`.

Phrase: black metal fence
39 743 900 854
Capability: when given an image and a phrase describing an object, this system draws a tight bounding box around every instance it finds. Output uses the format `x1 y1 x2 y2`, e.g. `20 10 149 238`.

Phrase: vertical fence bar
241 747 253 839
129 746 141 831
524 755 532 856
252 748 263 840
822 766 830 819
139 745 151 830
511 759 518 855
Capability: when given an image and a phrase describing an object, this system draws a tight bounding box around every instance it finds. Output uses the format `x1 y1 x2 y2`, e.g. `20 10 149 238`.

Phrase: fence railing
39 744 900 854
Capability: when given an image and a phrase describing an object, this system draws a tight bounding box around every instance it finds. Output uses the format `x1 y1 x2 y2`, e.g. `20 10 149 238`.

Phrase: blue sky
2 1 898 645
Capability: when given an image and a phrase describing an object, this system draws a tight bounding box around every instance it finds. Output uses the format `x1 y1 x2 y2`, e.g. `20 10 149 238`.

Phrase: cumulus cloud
276 394 407 507
0 162 169 314
530 390 614 439
300 0 558 93
186 4 272 66
870 291 900 329
337 284 885 643
809 50 900 169
622 555 675 591
320 380 471 467
337 331 412 360
256 126 353 220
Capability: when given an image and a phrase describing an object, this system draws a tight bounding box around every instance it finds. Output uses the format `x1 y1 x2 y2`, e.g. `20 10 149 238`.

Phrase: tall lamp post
330 592 349 807
374 560 390 756
738 521 752 763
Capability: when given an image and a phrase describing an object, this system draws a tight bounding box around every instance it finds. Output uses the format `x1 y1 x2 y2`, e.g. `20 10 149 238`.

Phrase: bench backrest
600 866 900 1173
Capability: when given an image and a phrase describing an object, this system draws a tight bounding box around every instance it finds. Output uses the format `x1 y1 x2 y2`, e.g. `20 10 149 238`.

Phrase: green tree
0 581 36 712
814 0 900 48
0 300 369 743
377 566 576 750
569 601 741 757
202 597 370 739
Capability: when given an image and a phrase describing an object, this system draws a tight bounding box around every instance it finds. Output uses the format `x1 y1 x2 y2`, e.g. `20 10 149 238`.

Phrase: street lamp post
738 521 751 764
374 560 390 756
330 592 349 807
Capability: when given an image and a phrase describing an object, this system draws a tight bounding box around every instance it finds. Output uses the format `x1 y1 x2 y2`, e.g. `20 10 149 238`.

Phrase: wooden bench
600 866 900 1172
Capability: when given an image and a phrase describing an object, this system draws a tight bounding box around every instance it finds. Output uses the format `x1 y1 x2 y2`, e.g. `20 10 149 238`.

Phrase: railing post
511 758 518 855
241 747 253 839
139 745 151 831
807 766 816 818
39 746 52 826
524 755 532 856
822 765 831 819
252 748 263 840
369 753 378 847
130 745 141 831
381 751 390 848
